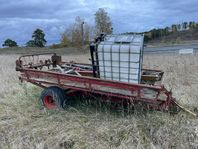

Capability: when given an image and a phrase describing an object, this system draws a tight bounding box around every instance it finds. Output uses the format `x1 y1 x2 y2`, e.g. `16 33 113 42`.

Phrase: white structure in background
179 48 194 54
97 34 144 84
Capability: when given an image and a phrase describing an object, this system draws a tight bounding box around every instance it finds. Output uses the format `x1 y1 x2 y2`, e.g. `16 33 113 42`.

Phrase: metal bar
90 44 96 77
19 53 56 61
95 45 100 77
21 77 164 104
102 43 106 79
110 42 113 80
20 68 163 90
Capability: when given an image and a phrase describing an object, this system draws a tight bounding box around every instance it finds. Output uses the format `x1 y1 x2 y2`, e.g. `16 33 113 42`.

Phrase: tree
62 16 90 47
32 28 47 47
2 39 18 47
72 16 85 46
158 29 166 37
26 40 35 47
151 29 160 39
164 27 170 35
171 24 177 32
195 23 198 30
192 22 196 29
26 28 47 47
95 8 113 35
189 21 196 30
177 24 181 31
182 22 188 30
60 32 71 47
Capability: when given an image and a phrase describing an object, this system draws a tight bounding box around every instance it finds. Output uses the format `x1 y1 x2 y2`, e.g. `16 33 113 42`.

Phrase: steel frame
16 53 177 111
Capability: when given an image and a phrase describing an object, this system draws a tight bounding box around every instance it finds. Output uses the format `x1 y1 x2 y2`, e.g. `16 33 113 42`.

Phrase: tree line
143 21 198 42
2 8 113 48
2 29 47 48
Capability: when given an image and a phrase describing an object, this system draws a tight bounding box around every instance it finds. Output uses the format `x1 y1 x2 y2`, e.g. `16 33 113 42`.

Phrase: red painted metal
16 53 178 112
43 95 56 109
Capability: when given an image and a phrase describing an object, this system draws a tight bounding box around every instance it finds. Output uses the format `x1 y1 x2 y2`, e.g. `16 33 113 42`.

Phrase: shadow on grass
21 84 165 118
64 94 157 118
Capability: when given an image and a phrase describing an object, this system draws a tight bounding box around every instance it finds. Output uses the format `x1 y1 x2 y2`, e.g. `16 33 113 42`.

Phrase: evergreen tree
26 28 47 47
2 39 18 47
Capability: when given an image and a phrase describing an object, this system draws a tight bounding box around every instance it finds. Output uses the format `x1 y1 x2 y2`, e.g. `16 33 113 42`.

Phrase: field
0 49 198 149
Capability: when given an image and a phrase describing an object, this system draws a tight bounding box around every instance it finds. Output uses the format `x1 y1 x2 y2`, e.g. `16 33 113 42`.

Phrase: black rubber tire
40 86 67 110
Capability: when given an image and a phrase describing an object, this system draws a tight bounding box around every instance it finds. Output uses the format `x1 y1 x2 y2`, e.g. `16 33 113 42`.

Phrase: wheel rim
43 95 56 109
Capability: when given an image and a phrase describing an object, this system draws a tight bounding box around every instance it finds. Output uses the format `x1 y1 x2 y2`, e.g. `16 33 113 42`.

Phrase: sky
0 0 198 46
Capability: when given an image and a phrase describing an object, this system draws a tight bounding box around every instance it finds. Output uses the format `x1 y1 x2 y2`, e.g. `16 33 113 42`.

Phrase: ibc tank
97 34 144 84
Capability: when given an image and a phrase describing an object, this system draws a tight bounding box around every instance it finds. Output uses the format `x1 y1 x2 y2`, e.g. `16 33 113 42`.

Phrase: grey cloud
0 0 80 19
0 0 197 46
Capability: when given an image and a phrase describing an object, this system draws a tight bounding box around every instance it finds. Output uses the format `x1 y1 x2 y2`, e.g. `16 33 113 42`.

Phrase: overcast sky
0 0 197 46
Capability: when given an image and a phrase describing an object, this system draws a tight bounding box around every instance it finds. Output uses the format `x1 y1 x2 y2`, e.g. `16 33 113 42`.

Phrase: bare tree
61 16 90 47
71 16 83 46
60 32 71 47
95 8 113 35
171 24 177 32
72 16 90 46
83 23 91 44
177 24 181 31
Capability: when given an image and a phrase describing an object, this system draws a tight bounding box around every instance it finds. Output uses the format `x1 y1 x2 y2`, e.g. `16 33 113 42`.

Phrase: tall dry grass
143 54 198 107
0 53 198 149
0 55 19 98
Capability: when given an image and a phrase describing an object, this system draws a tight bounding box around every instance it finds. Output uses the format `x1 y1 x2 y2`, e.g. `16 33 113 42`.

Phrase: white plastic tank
97 34 144 84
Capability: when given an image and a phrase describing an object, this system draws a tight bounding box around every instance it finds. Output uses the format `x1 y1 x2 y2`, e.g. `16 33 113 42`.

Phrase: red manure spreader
16 34 183 113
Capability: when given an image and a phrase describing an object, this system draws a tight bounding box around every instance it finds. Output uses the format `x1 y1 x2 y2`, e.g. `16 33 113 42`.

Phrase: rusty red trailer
16 53 178 112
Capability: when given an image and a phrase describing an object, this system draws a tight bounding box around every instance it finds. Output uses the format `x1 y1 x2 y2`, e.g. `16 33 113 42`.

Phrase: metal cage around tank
90 34 144 84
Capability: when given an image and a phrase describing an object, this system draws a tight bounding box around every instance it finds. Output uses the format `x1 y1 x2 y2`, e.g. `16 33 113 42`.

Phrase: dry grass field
0 51 198 149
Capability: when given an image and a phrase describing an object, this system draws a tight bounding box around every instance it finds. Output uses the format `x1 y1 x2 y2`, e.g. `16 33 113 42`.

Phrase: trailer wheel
40 86 67 110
